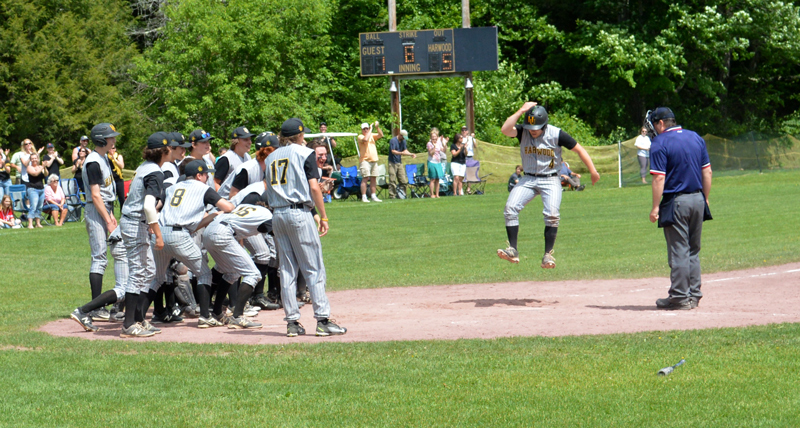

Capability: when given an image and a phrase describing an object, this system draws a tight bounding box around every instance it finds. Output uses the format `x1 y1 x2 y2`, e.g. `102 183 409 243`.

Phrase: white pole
618 140 622 188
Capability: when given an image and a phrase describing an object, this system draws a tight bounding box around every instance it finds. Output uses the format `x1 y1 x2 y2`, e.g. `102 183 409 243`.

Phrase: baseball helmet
90 123 121 147
523 106 548 131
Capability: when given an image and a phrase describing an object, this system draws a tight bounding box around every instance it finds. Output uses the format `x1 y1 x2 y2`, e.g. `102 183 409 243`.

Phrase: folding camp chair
374 164 390 200
409 163 429 198
333 166 361 201
9 184 28 220
61 178 84 222
439 162 453 196
464 162 491 195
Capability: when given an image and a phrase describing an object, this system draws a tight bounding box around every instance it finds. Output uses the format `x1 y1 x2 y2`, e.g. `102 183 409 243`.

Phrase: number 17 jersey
264 144 319 209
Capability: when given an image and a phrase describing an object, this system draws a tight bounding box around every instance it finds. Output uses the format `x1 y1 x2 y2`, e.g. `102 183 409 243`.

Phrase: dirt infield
41 263 800 345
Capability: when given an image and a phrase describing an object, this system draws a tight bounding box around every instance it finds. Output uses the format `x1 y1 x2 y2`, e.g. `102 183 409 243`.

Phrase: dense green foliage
2 0 800 158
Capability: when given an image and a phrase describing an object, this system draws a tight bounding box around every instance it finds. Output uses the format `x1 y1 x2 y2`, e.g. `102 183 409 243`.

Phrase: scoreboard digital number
359 29 455 76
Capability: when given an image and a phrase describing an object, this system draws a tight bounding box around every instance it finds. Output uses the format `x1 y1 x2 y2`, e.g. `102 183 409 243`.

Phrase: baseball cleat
243 303 259 317
89 307 111 322
227 316 263 329
253 294 281 311
497 246 520 264
70 309 99 332
316 319 347 336
141 320 161 334
197 316 224 328
120 323 155 338
541 251 556 269
287 321 306 337
656 298 693 310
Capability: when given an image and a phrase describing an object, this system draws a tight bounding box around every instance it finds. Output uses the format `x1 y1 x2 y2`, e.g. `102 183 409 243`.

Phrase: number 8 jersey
264 144 320 209
159 179 223 233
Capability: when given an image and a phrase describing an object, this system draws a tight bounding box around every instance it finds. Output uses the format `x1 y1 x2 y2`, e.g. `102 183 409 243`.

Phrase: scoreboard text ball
359 27 498 77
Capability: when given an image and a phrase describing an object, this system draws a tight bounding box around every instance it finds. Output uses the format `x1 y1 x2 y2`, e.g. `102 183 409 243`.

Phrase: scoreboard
359 27 497 77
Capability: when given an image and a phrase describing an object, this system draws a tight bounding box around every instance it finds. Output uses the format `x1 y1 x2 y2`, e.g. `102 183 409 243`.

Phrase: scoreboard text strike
359 27 498 77
360 29 454 76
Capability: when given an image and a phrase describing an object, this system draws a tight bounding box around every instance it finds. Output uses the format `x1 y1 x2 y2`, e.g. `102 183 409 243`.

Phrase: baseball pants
272 207 330 322
387 163 408 199
663 192 705 303
243 234 274 266
504 175 562 227
108 233 129 301
121 216 155 295
85 201 115 274
153 227 212 291
204 222 261 288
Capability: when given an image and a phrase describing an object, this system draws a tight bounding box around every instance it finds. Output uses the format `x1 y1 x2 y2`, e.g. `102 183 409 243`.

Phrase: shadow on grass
586 305 656 311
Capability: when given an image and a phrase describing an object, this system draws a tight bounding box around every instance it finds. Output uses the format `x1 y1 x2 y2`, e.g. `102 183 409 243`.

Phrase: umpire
646 107 712 310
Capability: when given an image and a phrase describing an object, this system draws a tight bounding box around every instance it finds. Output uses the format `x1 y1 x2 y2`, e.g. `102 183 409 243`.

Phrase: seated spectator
508 165 522 192
0 195 22 229
26 153 46 228
309 141 335 201
560 161 584 191
44 174 68 226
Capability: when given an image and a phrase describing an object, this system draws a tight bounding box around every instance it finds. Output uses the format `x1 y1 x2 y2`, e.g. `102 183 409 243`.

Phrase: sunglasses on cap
200 132 211 139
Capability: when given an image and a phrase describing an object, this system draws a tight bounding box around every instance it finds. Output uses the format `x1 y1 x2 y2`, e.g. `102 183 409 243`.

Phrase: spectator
560 161 585 191
387 129 416 199
357 121 384 203
26 153 46 228
72 135 89 163
462 126 478 193
72 147 89 194
426 128 448 198
450 133 467 196
42 143 64 178
107 146 125 207
634 127 651 184
318 122 341 171
44 174 68 226
508 165 522 192
0 195 21 228
311 143 335 202
11 139 35 185
0 149 12 199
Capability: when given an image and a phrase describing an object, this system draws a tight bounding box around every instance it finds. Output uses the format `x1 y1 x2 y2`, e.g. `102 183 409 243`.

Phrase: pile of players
69 119 346 338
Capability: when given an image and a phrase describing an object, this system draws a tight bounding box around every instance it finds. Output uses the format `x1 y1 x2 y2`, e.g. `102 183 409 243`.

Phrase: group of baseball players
69 118 346 338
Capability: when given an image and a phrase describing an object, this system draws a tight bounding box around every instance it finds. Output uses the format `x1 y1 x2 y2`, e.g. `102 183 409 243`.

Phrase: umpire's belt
525 172 557 178
670 190 702 196
219 221 236 236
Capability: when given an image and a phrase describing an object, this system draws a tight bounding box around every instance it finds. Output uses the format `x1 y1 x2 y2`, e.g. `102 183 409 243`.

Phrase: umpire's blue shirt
650 126 711 194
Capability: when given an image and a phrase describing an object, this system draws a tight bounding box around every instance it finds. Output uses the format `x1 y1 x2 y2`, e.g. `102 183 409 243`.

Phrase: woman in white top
634 127 651 184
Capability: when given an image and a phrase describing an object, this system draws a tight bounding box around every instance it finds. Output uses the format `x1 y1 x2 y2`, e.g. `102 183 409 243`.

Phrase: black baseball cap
168 132 192 148
147 132 171 149
254 132 278 149
231 126 255 139
188 129 214 144
184 159 214 176
649 107 676 122
280 118 307 137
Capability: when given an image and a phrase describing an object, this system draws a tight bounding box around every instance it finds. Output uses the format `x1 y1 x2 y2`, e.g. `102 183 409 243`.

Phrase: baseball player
217 131 274 199
186 129 217 188
115 131 173 338
163 132 192 183
497 102 600 268
214 126 254 190
153 159 234 328
82 122 120 321
69 226 128 332
203 203 275 329
265 118 346 337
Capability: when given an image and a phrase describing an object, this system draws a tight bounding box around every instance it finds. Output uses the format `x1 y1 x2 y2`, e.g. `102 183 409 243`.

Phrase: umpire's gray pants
204 222 261 288
121 216 154 295
85 201 115 274
504 175 562 227
273 207 330 322
663 192 705 303
153 227 212 291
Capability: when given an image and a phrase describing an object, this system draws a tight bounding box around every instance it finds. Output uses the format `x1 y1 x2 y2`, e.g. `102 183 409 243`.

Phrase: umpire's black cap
184 159 214 177
280 118 307 137
648 107 676 122
188 129 214 144
254 132 279 149
146 131 171 149
231 126 255 139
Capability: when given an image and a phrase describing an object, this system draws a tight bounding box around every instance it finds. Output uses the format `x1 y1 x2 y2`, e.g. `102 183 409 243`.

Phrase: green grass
0 169 799 426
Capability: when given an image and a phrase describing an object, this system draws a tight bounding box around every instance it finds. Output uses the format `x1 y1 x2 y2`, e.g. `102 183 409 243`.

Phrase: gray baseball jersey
216 204 272 238
230 181 266 206
517 124 563 175
220 150 251 173
161 160 179 180
121 161 163 220
218 158 263 198
159 179 221 233
264 144 315 208
83 151 116 203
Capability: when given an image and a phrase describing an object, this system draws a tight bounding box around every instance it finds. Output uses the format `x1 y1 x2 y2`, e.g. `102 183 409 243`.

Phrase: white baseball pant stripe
120 217 155 295
85 201 114 274
272 207 330 322
204 223 261 288
504 175 562 227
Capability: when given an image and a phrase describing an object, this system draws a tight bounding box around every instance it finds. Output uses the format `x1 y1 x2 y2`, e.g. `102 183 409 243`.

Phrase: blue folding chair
61 178 84 222
406 164 426 198
8 184 28 220
333 166 362 200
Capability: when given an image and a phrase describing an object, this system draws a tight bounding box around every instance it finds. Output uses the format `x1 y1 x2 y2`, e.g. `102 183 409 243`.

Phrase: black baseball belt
525 172 558 178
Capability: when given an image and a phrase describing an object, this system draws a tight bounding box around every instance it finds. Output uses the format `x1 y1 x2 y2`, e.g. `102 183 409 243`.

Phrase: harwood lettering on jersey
523 146 555 157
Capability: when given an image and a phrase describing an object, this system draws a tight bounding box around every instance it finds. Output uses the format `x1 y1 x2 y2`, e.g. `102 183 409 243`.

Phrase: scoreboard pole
463 0 475 134
388 0 401 137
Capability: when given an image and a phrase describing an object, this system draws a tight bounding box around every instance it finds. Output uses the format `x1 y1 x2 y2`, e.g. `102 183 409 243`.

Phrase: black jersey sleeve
215 157 230 182
163 169 174 179
85 162 104 186
514 124 524 143
203 187 222 206
231 169 249 191
142 171 165 198
239 192 261 205
304 152 320 180
257 219 273 234
558 130 578 150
